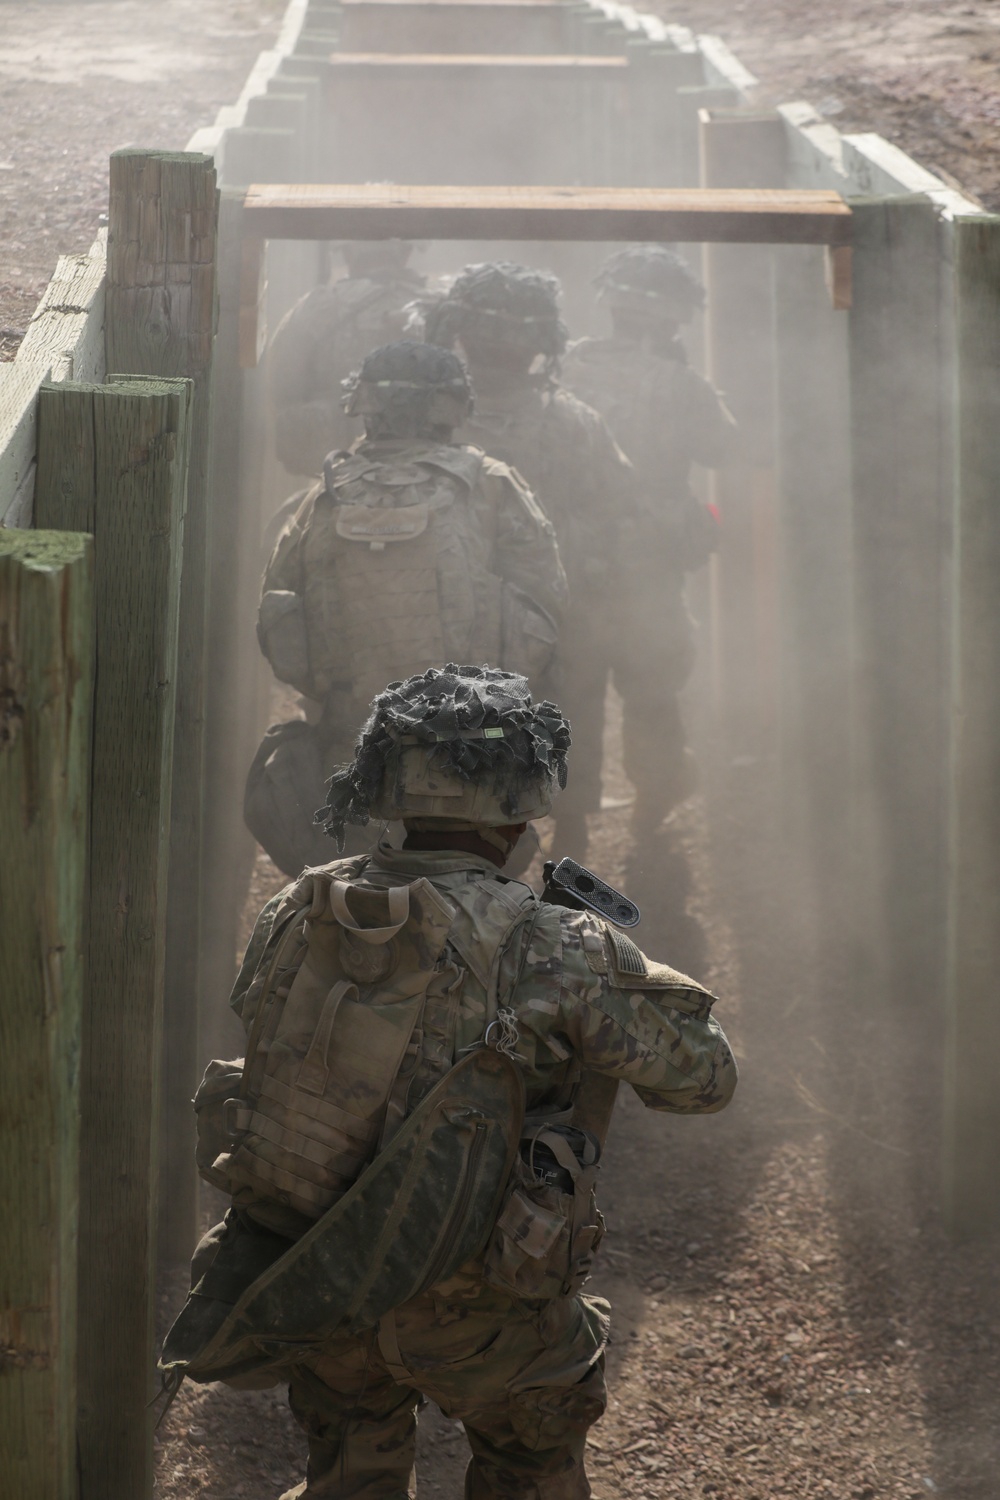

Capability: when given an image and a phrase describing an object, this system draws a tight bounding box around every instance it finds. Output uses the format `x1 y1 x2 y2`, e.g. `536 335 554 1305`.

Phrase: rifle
540 858 640 1149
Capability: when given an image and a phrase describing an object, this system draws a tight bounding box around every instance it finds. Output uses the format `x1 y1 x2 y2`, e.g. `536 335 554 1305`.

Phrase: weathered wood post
944 215 1000 1236
700 110 785 754
0 530 94 1500
847 197 949 1007
105 148 219 1265
34 374 191 1500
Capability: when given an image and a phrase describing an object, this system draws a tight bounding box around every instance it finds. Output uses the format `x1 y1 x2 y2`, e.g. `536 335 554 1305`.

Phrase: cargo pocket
508 1360 608 1453
484 1126 604 1301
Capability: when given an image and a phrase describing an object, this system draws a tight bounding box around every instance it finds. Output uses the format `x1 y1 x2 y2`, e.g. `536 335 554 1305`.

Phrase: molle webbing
216 874 456 1229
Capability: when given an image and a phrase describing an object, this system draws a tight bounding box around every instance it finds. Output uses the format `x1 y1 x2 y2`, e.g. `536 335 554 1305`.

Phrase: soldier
562 244 738 841
269 240 426 479
249 342 566 874
161 663 738 1499
424 262 635 858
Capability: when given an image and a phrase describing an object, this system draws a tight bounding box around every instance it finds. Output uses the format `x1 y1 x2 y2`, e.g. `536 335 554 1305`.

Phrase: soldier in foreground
269 240 427 479
425 262 635 858
562 245 738 842
250 341 566 873
162 664 738 1499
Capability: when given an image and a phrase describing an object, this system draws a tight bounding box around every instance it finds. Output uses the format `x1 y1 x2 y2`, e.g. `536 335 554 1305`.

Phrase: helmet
318 664 571 850
341 340 473 438
424 262 568 364
594 244 705 323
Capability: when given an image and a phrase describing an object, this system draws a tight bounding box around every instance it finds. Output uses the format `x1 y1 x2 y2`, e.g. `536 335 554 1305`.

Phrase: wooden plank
0 361 50 526
0 529 93 1500
944 214 1000 1237
324 51 628 66
106 148 219 1267
34 376 190 1500
700 111 786 752
242 182 853 243
848 199 949 1013
17 234 107 382
200 190 265 1075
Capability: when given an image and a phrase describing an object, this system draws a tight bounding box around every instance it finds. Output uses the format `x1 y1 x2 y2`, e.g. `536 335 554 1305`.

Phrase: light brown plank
243 182 853 247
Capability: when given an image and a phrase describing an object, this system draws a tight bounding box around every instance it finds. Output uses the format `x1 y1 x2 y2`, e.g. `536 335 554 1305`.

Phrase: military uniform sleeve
482 459 568 621
551 911 737 1113
228 889 293 1027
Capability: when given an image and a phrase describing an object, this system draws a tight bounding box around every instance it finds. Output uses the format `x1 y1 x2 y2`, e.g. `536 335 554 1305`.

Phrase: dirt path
0 0 282 358
654 0 1000 209
5 2 1000 1496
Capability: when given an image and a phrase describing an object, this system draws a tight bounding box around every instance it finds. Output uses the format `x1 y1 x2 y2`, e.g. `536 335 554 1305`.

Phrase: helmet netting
342 340 473 436
318 664 571 850
424 262 568 364
595 244 705 319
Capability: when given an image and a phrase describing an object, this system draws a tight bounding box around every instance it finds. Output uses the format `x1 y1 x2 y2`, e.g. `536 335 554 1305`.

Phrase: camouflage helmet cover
319 664 571 849
424 262 568 361
342 339 473 432
595 243 705 323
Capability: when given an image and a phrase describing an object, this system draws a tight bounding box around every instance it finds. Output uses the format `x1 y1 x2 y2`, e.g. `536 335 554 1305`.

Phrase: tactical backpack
161 860 607 1388
257 445 556 712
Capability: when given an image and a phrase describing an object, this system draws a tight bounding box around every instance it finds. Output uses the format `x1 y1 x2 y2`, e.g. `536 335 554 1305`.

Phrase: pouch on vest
160 1046 524 1387
243 718 332 878
483 1123 604 1300
210 872 459 1239
501 582 558 684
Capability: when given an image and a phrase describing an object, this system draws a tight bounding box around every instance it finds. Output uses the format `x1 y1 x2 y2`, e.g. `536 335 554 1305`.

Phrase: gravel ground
4 2 1000 1496
655 0 1000 209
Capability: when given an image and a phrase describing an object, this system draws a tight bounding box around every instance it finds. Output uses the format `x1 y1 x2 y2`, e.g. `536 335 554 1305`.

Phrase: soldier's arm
486 461 569 621
557 911 737 1114
228 890 292 1025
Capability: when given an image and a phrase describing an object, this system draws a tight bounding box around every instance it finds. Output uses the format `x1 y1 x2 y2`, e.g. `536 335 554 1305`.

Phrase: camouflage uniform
270 266 425 477
229 837 736 1499
562 258 737 831
261 437 566 738
251 347 567 872
424 264 635 849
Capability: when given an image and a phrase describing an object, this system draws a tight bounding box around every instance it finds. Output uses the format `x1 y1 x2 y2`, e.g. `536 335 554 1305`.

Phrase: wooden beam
0 530 93 1500
34 375 191 1500
236 183 851 365
106 148 219 1269
242 182 853 245
324 51 627 66
945 214 1000 1238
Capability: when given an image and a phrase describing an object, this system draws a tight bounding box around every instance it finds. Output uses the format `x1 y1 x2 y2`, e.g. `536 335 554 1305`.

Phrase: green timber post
944 215 1000 1236
105 148 219 1266
34 375 191 1499
847 198 949 1010
0 531 94 1500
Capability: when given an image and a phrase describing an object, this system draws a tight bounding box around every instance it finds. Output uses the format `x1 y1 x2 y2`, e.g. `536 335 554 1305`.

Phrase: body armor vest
300 445 504 706
208 858 539 1239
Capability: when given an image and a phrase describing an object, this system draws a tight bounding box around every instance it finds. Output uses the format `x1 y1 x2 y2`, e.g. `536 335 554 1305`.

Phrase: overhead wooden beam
324 51 627 66
243 182 852 244
238 183 851 366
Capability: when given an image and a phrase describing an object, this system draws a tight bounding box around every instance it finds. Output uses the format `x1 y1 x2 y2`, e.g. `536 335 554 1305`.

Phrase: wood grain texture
944 215 1000 1237
34 377 190 1500
106 149 220 1264
848 199 948 1012
242 182 853 244
0 529 93 1500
